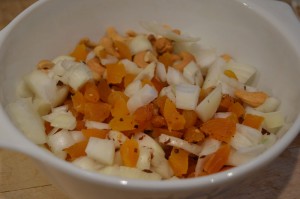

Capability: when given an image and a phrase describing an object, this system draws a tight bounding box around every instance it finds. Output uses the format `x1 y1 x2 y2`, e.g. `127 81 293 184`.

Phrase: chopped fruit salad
8 22 285 180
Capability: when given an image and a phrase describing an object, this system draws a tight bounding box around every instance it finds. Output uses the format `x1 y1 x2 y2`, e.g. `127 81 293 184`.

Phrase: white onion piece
134 62 156 81
129 35 153 55
159 86 176 103
42 107 76 130
7 98 46 144
214 112 232 119
202 58 225 89
72 156 104 171
175 84 200 110
263 111 285 131
70 131 85 143
238 144 266 156
156 62 167 82
230 132 253 151
199 138 221 157
100 55 118 65
227 149 254 166
16 79 33 98
236 124 262 145
32 98 51 116
158 134 202 156
195 70 204 87
195 156 207 176
24 70 58 104
85 121 111 130
167 67 189 85
219 81 236 96
114 150 123 166
151 153 174 179
107 130 128 149
261 133 277 149
195 84 222 122
65 63 93 91
220 74 244 90
255 97 281 113
134 133 165 156
120 59 143 75
245 85 258 92
47 129 76 153
86 51 95 61
140 21 200 42
52 55 75 64
124 80 142 97
85 137 115 165
136 146 152 171
99 166 162 180
195 48 217 68
225 60 256 84
245 107 265 117
127 84 158 113
183 61 201 85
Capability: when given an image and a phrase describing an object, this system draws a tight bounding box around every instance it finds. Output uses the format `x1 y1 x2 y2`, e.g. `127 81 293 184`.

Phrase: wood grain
0 1 299 199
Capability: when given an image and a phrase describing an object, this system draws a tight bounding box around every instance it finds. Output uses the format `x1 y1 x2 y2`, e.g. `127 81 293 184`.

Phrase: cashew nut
173 51 195 72
154 37 173 54
37 60 54 71
100 37 120 58
234 90 268 107
133 51 148 68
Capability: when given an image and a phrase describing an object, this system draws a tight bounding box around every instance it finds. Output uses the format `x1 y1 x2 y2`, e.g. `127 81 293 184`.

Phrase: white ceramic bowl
0 0 300 199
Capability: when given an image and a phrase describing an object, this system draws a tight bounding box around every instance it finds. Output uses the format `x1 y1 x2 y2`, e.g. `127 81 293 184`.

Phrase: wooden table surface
0 1 300 199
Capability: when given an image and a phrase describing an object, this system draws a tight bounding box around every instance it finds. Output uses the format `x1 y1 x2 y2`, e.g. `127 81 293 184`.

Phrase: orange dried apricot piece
114 40 132 60
184 127 205 143
242 114 264 129
182 110 198 128
70 43 89 62
163 98 186 131
106 63 126 84
200 118 236 143
120 138 139 168
84 81 100 103
72 91 86 114
98 79 112 103
64 140 88 161
109 115 138 131
81 129 109 139
84 102 111 122
228 102 245 118
168 148 189 177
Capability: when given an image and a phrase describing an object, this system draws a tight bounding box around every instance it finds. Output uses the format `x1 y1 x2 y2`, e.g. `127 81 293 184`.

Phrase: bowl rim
0 0 300 192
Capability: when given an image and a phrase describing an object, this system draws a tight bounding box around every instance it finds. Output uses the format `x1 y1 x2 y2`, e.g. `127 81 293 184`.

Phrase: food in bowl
7 22 285 180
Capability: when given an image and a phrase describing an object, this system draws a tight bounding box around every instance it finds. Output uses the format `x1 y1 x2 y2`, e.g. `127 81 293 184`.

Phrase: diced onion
156 62 167 82
124 80 142 97
158 134 202 155
255 97 281 113
136 146 152 171
199 138 221 156
72 156 104 171
175 84 200 110
202 58 225 89
99 166 162 180
85 120 111 130
167 67 189 86
70 131 85 143
7 98 46 144
107 130 128 149
134 62 156 81
195 48 217 68
85 137 115 165
159 86 176 103
225 60 256 84
47 129 76 153
195 84 222 122
183 61 200 85
120 59 143 75
42 106 76 130
100 55 118 65
151 152 174 179
129 35 153 55
236 124 262 145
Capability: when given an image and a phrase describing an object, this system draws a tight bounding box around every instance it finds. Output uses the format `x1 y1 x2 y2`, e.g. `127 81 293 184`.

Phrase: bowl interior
0 0 300 196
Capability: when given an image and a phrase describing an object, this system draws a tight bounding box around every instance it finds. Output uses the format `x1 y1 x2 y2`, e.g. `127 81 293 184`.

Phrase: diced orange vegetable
72 91 86 114
184 127 205 143
106 63 126 84
82 129 109 139
75 120 85 131
163 98 186 131
182 110 198 128
133 104 154 129
114 40 132 60
151 77 166 93
151 115 167 128
154 95 167 115
70 43 89 62
168 148 189 177
203 144 231 174
107 91 128 106
64 140 88 161
84 102 111 122
199 87 215 102
120 138 139 167
151 128 183 138
111 97 129 117
98 79 112 103
84 81 100 103
109 115 138 131
226 113 239 123
224 70 238 80
221 54 232 63
123 73 136 88
243 114 264 129
228 102 245 118
200 118 236 143
158 52 177 68
218 94 235 112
